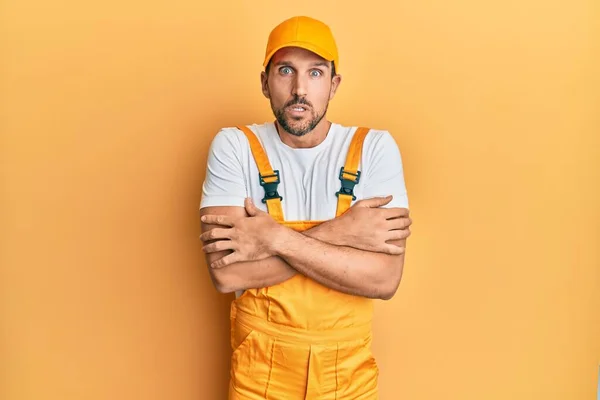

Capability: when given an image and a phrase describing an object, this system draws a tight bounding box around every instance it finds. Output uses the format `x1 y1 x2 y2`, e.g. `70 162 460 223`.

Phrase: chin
275 110 319 136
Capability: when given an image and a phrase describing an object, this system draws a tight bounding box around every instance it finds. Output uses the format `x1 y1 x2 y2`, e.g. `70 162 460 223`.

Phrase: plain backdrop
1 0 599 399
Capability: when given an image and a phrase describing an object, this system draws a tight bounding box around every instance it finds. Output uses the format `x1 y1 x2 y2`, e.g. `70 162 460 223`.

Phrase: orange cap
263 16 339 72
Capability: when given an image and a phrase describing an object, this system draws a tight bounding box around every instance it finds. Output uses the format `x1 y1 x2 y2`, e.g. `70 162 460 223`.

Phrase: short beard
272 96 328 137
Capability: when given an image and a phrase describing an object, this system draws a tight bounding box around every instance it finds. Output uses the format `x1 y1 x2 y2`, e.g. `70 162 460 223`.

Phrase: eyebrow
274 61 330 69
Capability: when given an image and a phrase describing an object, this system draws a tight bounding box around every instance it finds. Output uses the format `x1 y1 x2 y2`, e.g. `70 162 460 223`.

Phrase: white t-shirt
200 121 409 219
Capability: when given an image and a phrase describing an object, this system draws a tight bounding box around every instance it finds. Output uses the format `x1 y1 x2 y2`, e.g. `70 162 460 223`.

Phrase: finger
384 208 410 220
202 240 235 254
384 244 406 255
200 214 235 227
354 195 393 208
199 228 233 243
211 253 239 269
244 197 261 217
387 216 412 230
386 229 411 241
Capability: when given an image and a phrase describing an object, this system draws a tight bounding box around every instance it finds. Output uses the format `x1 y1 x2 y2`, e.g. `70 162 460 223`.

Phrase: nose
292 74 308 97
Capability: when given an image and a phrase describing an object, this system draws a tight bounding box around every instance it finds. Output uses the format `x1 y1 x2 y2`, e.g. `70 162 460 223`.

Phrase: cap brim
263 41 335 68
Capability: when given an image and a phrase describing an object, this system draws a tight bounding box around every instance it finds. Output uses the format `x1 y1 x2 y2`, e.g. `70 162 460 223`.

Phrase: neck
275 119 332 149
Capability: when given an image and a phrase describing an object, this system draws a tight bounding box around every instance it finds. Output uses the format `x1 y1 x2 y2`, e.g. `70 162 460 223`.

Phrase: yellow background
1 0 599 399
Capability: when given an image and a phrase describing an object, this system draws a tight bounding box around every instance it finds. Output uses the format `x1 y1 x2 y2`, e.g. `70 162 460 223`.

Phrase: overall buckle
335 167 361 201
259 170 283 203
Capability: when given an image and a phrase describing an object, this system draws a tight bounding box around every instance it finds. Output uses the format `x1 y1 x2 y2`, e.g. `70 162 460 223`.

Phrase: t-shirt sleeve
361 130 409 209
199 128 248 209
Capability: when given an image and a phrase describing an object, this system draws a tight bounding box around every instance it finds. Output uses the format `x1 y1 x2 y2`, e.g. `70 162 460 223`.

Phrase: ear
329 74 342 100
260 71 270 99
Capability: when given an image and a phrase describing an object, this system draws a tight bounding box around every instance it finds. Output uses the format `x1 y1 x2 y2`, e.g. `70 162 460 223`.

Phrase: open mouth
287 105 309 113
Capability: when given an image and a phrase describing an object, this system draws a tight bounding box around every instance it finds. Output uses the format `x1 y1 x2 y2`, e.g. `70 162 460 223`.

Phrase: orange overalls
229 125 379 400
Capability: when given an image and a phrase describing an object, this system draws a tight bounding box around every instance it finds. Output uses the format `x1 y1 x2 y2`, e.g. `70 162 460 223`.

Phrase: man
199 16 411 400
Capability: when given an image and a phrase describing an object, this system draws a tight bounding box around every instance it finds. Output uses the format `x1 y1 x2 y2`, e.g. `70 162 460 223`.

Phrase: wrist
312 218 349 246
268 223 296 256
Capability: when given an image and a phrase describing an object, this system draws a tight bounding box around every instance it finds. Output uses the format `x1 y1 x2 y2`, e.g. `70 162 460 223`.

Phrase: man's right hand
325 195 412 255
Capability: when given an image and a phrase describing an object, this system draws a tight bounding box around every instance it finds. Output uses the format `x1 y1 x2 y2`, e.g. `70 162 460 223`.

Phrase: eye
310 69 323 77
279 66 293 75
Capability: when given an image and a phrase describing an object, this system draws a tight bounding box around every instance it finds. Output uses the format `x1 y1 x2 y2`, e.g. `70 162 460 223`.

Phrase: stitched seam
304 346 312 400
335 343 339 400
264 339 275 398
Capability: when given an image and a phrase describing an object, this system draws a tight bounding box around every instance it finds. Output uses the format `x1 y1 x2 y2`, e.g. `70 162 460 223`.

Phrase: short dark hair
265 60 337 78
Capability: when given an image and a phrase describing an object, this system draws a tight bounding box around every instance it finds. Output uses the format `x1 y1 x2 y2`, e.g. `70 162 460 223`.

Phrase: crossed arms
199 195 412 300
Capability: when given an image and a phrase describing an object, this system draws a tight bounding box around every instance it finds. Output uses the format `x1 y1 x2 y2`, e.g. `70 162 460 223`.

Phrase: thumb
356 195 393 208
245 197 260 216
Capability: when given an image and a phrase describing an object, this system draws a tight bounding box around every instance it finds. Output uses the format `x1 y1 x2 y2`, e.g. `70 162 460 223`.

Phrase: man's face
261 47 341 137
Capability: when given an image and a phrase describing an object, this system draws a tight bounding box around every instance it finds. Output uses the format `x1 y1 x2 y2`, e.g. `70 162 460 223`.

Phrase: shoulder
209 122 275 148
335 124 405 174
331 122 395 139
207 126 242 153
331 123 399 151
363 126 398 146
209 126 243 146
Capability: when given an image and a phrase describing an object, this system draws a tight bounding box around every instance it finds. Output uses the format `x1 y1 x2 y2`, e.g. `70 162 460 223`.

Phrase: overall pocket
230 323 273 396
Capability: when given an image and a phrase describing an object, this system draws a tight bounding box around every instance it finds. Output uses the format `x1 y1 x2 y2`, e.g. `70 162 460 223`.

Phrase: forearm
209 223 345 293
273 227 404 300
210 254 295 293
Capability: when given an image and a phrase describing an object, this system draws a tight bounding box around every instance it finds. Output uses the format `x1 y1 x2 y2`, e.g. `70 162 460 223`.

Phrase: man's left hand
200 198 281 268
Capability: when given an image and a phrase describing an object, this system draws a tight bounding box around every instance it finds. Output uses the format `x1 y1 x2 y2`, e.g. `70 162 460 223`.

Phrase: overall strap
237 125 284 222
335 127 371 217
